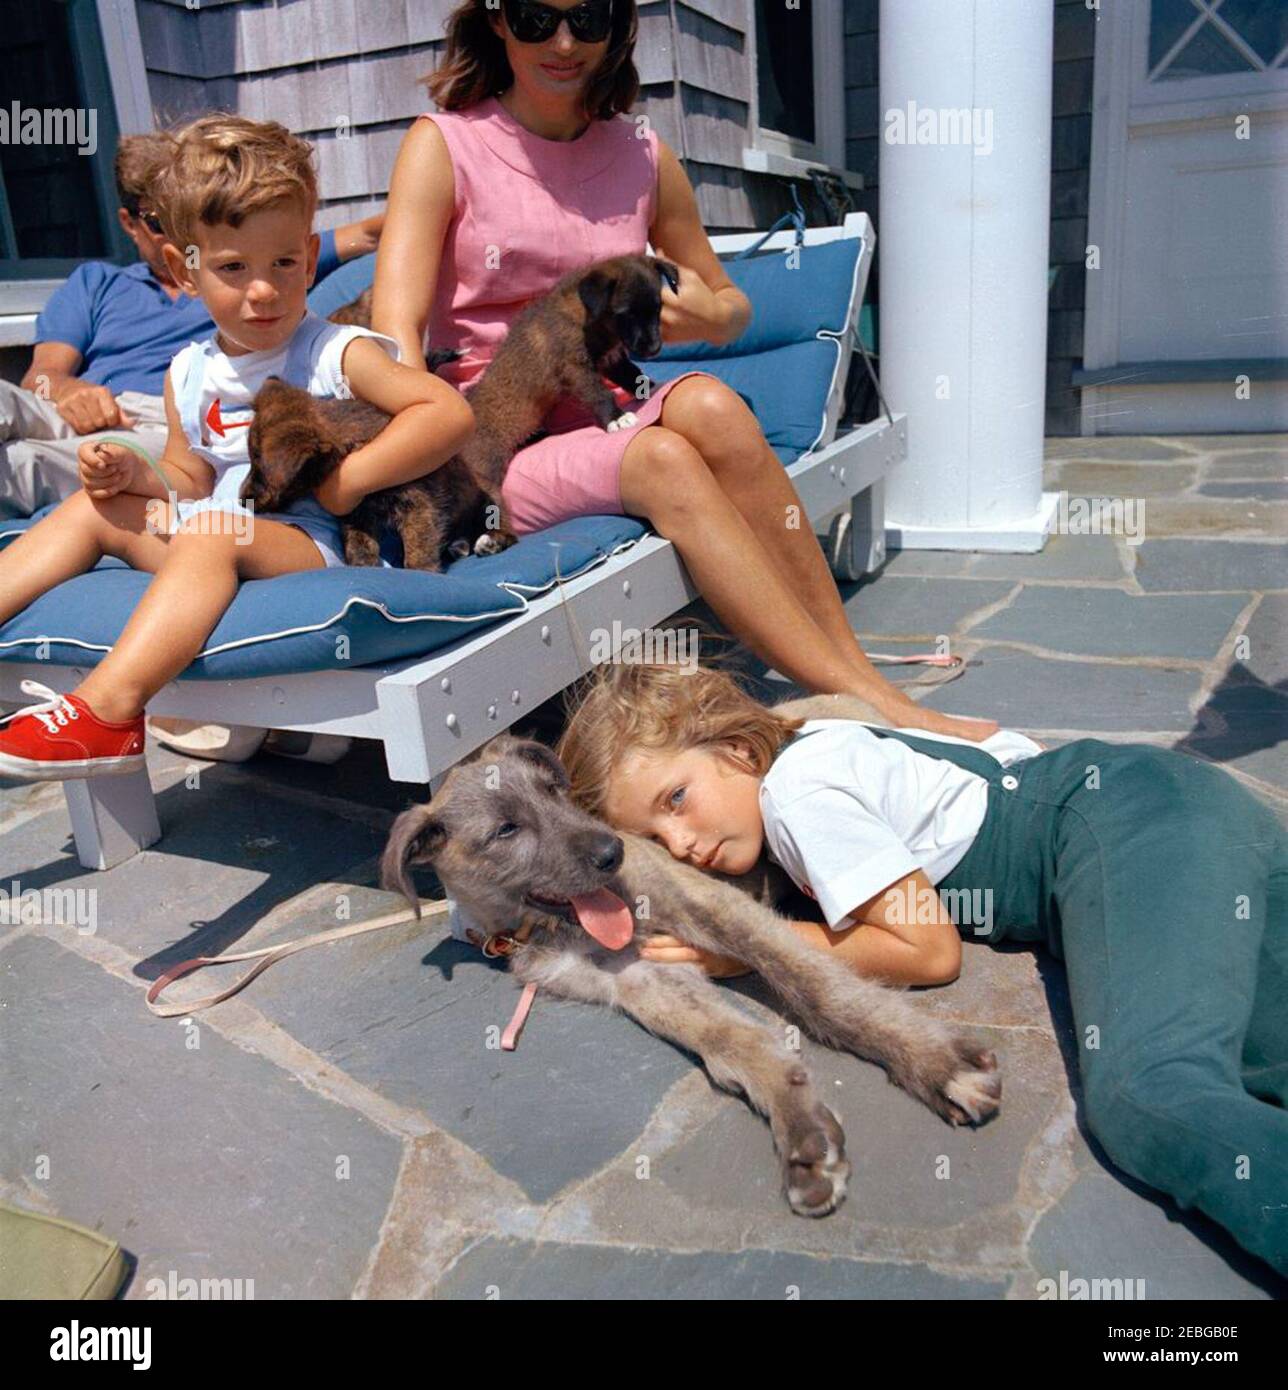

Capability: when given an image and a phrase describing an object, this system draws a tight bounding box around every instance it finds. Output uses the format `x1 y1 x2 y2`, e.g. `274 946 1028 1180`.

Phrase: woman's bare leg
620 426 873 694
624 383 998 739
75 514 325 723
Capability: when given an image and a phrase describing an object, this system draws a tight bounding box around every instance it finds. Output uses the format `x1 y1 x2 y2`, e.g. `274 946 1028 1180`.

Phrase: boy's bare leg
0 491 172 628
76 516 324 723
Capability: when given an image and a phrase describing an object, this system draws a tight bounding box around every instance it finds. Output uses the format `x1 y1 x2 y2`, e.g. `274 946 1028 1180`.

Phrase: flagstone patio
1 432 1284 1299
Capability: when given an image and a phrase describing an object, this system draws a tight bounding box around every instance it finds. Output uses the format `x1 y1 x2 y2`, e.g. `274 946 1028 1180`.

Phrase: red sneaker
0 681 146 782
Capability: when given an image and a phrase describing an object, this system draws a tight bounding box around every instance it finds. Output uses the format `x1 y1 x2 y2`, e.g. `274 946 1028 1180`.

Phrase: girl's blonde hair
150 114 318 253
555 627 806 822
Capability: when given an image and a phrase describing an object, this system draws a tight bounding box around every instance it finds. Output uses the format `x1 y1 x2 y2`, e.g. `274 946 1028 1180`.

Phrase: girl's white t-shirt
758 719 1043 930
167 321 399 508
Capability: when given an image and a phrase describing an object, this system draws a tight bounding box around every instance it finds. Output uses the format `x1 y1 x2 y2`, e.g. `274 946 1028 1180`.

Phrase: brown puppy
244 381 490 570
324 253 678 511
460 253 680 501
245 255 679 567
326 286 373 328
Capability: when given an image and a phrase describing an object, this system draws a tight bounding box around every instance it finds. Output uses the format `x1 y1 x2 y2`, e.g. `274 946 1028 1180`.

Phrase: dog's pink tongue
570 888 634 950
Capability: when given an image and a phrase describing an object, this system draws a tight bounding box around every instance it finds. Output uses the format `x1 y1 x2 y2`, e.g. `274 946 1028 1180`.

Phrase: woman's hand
638 931 752 979
77 440 135 500
658 263 737 347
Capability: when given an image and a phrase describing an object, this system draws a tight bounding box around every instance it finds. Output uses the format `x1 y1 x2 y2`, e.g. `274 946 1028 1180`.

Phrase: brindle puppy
380 693 1003 1218
244 380 490 570
458 253 680 500
326 286 373 328
247 255 679 567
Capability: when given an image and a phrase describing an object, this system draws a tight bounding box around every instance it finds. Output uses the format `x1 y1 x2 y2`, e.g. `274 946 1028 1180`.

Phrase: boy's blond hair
150 113 318 252
555 636 806 822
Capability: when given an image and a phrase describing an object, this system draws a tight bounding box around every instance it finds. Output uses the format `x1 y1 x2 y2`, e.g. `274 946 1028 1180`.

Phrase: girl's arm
639 868 962 986
649 139 752 348
312 335 475 517
783 870 962 987
369 119 457 372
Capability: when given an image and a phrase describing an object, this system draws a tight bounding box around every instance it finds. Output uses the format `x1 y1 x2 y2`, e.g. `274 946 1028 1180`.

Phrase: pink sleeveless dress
418 96 716 535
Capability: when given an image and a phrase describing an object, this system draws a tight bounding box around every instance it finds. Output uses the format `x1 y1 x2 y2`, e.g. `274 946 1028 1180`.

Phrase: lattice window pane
1149 0 1203 71
1158 15 1257 78
1213 0 1288 66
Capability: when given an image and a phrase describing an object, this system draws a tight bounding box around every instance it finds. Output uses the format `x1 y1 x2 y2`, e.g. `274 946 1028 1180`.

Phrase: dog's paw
447 537 472 560
920 1038 1002 1127
942 1044 1002 1126
780 1096 850 1217
606 411 639 433
473 531 511 557
890 1033 1002 1128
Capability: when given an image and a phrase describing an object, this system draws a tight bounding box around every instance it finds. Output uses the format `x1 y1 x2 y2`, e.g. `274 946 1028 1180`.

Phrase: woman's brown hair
554 623 807 823
423 0 641 121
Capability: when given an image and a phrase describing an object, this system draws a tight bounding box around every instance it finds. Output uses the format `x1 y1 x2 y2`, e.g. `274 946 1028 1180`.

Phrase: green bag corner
0 1200 127 1300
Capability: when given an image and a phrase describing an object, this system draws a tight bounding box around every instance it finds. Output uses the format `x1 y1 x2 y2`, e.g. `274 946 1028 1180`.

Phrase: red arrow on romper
205 398 252 438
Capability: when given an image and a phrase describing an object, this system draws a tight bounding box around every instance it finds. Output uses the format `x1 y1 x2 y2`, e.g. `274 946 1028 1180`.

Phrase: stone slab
652 1021 1051 1236
877 549 974 578
844 578 1016 639
971 586 1246 660
1028 1172 1283 1301
1051 461 1198 497
920 647 1202 732
1227 595 1287 686
970 533 1128 582
0 770 386 970
1133 540 1287 593
1043 438 1195 461
434 1236 1009 1300
1199 482 1288 501
1177 683 1288 794
0 934 402 1299
239 891 695 1204
1205 451 1287 481
1132 499 1287 540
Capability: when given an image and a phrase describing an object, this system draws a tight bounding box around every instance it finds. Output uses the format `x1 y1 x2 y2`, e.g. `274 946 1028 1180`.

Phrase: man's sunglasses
501 0 615 45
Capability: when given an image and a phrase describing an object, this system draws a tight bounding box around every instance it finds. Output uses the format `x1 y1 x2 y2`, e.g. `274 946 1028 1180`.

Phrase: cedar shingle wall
136 0 823 235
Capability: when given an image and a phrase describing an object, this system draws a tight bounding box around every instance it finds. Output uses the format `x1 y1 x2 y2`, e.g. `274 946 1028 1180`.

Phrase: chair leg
826 480 887 583
849 478 887 577
64 770 161 871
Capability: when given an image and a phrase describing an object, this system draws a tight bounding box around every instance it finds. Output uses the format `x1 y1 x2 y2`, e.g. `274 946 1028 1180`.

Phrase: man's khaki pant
0 381 169 519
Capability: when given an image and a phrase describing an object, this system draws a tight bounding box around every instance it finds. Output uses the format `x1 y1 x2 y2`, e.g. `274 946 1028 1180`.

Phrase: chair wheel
826 511 865 583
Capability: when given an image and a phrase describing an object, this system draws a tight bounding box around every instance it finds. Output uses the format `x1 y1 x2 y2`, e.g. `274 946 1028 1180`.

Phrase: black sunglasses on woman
501 0 615 45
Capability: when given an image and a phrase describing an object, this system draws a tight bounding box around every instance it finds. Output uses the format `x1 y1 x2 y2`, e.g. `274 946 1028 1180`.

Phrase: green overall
862 727 1288 1275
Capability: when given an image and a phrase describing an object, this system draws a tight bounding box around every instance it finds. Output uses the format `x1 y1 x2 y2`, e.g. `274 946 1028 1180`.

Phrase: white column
878 0 1061 551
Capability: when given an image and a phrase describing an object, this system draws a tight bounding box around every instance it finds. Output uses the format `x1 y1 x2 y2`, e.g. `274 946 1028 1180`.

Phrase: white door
1085 0 1288 432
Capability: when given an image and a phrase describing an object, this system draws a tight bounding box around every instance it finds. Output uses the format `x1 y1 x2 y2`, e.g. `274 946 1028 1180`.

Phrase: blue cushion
656 238 861 360
649 238 860 464
305 239 861 466
0 514 648 680
647 339 842 466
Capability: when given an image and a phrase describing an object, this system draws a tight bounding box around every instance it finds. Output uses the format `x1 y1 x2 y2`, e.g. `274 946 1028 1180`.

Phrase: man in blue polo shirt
0 133 381 518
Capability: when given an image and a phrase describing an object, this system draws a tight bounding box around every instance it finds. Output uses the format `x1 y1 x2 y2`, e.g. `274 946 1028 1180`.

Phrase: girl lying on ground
555 656 1288 1278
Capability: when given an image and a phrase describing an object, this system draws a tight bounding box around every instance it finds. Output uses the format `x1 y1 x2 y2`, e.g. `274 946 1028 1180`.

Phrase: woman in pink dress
373 0 996 742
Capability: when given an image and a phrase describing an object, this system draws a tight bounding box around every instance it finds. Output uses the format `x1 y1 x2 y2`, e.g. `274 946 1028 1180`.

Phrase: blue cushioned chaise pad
0 515 648 679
